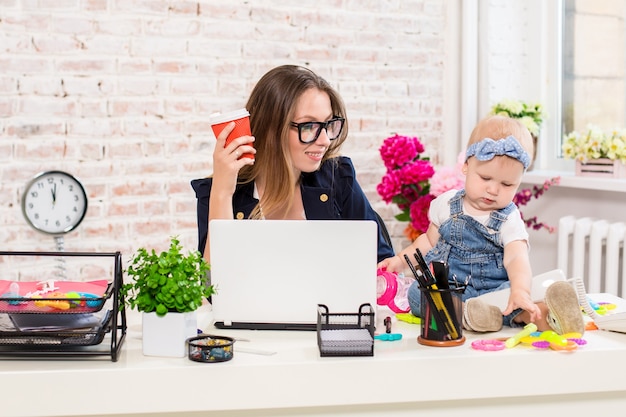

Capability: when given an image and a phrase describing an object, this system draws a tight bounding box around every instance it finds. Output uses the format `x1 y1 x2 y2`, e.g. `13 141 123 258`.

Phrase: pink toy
471 339 506 351
377 269 411 313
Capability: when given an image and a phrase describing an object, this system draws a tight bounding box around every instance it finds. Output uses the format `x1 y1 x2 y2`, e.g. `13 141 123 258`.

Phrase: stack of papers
319 328 373 355
9 313 103 332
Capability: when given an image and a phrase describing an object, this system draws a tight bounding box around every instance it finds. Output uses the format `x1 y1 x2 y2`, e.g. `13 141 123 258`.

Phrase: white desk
3 302 626 417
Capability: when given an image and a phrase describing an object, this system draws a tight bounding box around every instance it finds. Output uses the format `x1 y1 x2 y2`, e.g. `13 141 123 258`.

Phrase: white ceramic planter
142 311 197 357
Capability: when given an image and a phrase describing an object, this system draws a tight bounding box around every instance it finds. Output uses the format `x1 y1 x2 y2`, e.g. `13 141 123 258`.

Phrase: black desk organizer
0 251 127 362
316 303 375 357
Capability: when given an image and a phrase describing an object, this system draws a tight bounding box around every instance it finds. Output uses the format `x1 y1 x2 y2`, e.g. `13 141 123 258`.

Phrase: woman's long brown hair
240 65 349 219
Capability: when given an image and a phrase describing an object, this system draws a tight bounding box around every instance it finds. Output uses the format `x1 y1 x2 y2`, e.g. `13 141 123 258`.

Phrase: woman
192 65 394 262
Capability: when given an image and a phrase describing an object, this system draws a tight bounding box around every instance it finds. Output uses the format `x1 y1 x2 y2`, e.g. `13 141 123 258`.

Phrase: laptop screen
209 220 378 330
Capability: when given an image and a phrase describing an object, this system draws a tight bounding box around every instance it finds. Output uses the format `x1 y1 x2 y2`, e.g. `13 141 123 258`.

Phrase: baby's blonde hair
467 115 534 161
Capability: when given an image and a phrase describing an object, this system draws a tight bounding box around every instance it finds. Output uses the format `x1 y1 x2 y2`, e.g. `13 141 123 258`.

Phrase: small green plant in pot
121 237 214 316
121 237 215 357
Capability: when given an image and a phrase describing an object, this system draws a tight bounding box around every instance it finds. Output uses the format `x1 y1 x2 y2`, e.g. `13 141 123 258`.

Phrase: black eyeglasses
290 117 345 144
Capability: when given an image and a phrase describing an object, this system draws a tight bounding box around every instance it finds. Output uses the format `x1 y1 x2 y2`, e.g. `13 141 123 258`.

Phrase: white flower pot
142 311 197 357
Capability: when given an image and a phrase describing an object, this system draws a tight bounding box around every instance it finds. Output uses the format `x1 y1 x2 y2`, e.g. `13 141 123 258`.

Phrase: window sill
523 170 626 193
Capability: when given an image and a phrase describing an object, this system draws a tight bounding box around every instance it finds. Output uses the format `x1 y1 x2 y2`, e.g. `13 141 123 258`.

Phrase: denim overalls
407 190 522 327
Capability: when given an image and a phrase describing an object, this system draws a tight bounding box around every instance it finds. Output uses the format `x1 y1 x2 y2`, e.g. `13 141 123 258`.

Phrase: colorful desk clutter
0 279 108 313
587 297 617 315
472 329 587 352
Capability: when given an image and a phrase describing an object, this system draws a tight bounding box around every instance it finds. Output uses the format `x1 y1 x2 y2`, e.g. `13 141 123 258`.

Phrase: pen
237 347 278 356
431 261 450 289
403 254 430 288
413 250 436 285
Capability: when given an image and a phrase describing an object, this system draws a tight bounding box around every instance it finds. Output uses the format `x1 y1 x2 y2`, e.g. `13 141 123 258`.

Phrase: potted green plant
489 99 546 169
121 237 215 357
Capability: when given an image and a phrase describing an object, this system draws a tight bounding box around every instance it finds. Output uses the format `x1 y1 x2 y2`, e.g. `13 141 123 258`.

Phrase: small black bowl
186 334 235 363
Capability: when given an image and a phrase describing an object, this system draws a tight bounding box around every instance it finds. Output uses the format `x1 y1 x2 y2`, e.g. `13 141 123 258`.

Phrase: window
465 1 626 173
562 1 626 135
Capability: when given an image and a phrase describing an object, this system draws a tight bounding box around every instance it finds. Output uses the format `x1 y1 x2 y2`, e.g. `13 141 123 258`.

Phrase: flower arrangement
490 99 545 136
377 134 435 240
562 124 626 163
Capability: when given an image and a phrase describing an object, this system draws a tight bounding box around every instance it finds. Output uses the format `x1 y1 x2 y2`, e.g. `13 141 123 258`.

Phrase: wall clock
22 170 88 236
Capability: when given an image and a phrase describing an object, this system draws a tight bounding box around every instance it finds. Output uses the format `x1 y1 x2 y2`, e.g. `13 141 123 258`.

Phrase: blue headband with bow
465 135 531 170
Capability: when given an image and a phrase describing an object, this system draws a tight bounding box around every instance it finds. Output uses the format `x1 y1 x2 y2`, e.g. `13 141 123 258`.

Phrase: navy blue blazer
191 156 394 263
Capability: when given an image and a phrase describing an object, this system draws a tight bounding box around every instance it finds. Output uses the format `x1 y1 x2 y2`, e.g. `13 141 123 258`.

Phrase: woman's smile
305 149 326 161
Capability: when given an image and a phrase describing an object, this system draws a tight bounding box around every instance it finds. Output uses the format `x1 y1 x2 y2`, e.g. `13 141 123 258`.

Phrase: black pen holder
418 287 465 347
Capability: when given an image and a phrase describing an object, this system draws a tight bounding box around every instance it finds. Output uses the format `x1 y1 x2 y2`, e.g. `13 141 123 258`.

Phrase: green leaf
395 212 411 222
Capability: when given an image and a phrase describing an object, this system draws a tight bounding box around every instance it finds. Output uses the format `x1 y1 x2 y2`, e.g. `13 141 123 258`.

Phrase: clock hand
51 184 57 205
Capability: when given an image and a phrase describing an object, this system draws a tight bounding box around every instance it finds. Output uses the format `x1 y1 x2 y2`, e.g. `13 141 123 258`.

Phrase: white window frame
461 1 626 193
462 0 575 173
539 0 575 172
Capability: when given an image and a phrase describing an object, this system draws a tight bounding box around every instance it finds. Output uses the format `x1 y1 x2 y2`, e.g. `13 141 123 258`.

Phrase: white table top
3 298 626 417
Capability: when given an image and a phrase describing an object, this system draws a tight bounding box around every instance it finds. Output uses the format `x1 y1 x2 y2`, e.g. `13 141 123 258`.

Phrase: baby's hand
377 255 403 273
503 289 542 322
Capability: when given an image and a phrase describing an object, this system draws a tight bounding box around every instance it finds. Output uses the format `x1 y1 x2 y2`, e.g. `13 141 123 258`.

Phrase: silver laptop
209 220 378 330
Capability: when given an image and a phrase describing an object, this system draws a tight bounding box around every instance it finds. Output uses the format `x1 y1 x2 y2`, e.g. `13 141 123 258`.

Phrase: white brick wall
0 1 449 263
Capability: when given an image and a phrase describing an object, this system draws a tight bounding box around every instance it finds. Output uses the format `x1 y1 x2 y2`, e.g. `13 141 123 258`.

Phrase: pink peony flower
400 159 436 184
376 171 403 203
377 134 435 236
410 194 435 234
430 166 465 197
429 151 466 197
379 134 424 170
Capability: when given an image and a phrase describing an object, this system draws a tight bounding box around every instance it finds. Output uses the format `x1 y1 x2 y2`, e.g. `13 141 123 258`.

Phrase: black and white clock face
22 171 88 235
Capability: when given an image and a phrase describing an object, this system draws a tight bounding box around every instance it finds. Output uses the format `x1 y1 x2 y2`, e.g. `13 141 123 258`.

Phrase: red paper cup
210 109 254 159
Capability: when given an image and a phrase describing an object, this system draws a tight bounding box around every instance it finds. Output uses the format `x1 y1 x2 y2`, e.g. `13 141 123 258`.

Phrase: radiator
557 216 626 297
